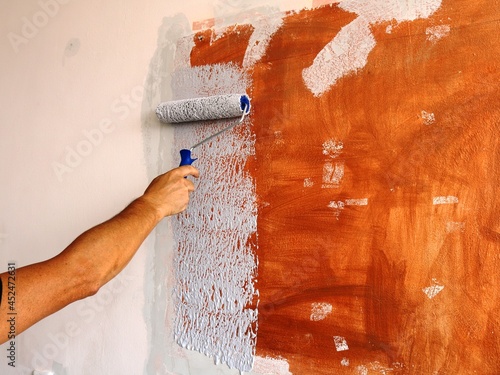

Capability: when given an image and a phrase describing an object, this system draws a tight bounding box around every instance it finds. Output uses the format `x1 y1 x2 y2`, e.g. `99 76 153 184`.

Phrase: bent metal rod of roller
189 102 250 151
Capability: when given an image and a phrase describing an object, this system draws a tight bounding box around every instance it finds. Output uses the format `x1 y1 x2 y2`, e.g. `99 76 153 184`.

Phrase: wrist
131 196 164 224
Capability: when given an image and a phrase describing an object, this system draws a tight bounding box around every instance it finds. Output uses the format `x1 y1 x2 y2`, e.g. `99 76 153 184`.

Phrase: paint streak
174 36 195 71
433 196 459 205
304 0 443 96
338 0 442 22
243 14 284 69
303 17 376 97
171 63 258 372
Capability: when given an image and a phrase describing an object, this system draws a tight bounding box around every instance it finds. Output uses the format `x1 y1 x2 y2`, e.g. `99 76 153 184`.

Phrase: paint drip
171 63 258 372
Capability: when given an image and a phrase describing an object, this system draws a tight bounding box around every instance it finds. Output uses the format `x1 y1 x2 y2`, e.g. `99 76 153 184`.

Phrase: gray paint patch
171 63 258 372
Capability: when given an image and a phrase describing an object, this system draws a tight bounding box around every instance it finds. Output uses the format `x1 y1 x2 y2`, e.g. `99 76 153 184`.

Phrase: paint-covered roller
156 93 251 123
155 93 251 166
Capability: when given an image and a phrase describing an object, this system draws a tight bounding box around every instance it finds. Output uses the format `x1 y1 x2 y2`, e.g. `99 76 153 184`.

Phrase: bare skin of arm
0 165 199 344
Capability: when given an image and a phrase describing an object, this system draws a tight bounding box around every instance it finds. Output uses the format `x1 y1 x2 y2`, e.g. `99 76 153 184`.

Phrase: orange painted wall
189 1 499 373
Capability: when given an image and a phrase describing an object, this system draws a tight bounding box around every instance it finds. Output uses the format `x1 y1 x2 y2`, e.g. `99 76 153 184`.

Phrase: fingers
176 165 200 178
140 166 201 217
185 178 195 193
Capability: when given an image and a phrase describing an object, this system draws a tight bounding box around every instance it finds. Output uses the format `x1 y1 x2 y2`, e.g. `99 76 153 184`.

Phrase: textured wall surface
174 0 499 373
1 0 498 374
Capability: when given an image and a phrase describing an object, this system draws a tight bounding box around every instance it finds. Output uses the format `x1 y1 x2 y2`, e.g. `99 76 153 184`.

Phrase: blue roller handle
179 149 197 166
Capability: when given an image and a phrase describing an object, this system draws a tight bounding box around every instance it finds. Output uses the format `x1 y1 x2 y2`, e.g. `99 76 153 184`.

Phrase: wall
0 1 307 374
166 0 499 374
1 0 498 375
0 1 163 373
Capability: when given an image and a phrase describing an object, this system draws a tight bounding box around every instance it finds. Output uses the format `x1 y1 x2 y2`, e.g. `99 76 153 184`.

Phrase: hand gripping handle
179 149 197 166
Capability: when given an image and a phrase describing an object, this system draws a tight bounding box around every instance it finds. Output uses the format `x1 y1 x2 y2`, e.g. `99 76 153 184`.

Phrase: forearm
0 197 161 343
61 197 162 291
0 165 198 344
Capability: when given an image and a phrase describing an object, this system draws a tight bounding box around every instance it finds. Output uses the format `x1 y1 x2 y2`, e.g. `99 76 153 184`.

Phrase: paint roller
156 94 251 166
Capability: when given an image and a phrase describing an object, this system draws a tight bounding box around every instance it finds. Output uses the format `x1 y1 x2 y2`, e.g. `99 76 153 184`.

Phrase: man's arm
0 165 199 344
